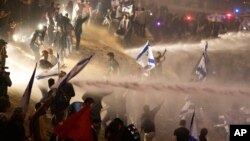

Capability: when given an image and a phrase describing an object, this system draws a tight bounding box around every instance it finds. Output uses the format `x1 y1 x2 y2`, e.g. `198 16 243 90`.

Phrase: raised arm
151 101 164 116
162 49 167 57
160 49 167 62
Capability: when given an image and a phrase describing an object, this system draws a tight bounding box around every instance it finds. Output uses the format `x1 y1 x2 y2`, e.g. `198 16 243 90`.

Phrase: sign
230 125 250 141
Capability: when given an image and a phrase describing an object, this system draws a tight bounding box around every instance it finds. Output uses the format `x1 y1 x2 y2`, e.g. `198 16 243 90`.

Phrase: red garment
54 105 94 141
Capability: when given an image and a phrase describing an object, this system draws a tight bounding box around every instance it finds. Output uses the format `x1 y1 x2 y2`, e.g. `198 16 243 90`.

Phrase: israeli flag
179 100 195 120
136 41 155 71
20 63 37 114
189 110 199 141
195 54 207 80
195 42 208 80
52 54 94 89
179 99 198 141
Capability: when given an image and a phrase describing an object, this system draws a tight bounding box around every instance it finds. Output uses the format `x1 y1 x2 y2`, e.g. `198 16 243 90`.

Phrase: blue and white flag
195 42 208 81
36 53 60 79
20 63 37 114
195 54 207 80
189 110 199 141
52 54 94 89
179 98 198 141
136 41 155 71
122 5 133 14
179 99 195 120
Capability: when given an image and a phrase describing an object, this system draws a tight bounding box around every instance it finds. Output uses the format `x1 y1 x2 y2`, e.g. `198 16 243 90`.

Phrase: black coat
74 16 89 34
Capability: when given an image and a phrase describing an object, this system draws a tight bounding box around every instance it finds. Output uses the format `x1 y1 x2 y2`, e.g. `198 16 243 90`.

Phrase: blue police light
235 8 240 13
157 21 161 26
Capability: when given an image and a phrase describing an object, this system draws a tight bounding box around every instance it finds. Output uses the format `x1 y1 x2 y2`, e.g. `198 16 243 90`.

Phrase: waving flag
20 63 37 114
189 110 199 141
55 105 94 141
136 41 155 71
195 54 207 80
179 98 198 141
36 53 60 80
52 54 94 89
122 5 133 14
179 99 195 120
195 42 209 81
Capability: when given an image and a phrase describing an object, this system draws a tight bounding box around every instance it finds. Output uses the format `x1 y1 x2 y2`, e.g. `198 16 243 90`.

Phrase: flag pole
57 53 60 75
20 63 38 116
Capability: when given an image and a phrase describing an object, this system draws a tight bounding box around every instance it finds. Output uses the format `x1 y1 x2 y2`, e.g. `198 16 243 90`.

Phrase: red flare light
185 15 193 21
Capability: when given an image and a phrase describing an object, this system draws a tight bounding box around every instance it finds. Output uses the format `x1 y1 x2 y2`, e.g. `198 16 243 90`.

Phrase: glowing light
12 34 29 42
235 8 240 13
38 24 44 30
226 13 232 18
185 15 192 21
150 13 153 16
157 22 161 26
225 13 233 20
13 34 19 42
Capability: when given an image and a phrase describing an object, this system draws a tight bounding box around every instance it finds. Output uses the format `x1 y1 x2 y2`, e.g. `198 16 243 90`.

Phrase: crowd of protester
0 0 245 50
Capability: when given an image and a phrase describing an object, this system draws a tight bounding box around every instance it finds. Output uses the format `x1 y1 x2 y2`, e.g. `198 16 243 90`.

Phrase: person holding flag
49 54 93 140
50 54 94 125
152 49 167 77
177 97 199 141
51 71 75 126
36 53 60 80
194 41 210 81
135 41 155 77
189 110 199 141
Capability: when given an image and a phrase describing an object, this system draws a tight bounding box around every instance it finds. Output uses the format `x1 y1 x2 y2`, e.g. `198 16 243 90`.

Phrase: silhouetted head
200 128 208 136
107 52 114 58
42 50 49 59
0 39 7 47
42 25 47 31
48 78 55 88
83 97 94 105
113 118 124 129
10 107 25 123
47 48 53 55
